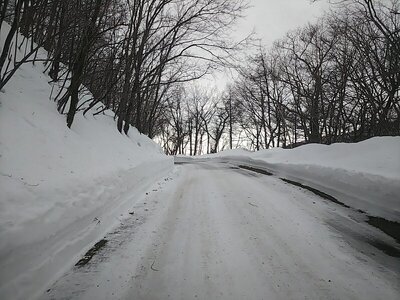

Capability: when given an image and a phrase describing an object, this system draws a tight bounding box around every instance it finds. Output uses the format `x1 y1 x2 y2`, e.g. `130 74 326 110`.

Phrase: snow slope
192 137 400 221
0 23 173 300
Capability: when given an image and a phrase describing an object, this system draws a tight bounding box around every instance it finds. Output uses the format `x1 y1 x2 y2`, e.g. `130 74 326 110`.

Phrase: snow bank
0 23 173 300
196 138 400 222
252 137 400 180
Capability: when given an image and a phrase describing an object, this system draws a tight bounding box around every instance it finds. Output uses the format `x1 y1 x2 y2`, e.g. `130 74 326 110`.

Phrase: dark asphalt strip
233 163 400 257
75 239 108 267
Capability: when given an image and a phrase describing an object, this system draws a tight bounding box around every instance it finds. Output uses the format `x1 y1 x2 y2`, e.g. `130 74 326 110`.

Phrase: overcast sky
203 0 332 90
236 0 330 47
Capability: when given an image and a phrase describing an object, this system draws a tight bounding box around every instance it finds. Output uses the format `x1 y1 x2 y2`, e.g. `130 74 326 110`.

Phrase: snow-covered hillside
0 25 173 300
189 137 400 222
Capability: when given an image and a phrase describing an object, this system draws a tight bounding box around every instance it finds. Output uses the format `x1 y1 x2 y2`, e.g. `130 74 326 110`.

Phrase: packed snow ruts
41 162 400 300
229 162 400 258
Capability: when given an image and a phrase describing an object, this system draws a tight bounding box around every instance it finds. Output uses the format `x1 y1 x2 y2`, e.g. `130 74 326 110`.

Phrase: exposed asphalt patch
238 165 273 176
280 178 351 208
280 177 400 257
367 240 400 258
237 165 400 249
75 239 108 267
327 219 400 259
47 212 149 299
367 216 400 244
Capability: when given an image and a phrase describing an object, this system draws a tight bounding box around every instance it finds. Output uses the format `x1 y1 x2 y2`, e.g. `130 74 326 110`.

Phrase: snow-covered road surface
42 161 400 300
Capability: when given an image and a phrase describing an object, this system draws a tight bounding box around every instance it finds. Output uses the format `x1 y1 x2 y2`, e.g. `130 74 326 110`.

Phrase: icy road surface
43 161 400 300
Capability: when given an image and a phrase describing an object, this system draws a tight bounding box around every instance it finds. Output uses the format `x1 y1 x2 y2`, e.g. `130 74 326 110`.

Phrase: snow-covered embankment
196 137 400 222
0 24 173 300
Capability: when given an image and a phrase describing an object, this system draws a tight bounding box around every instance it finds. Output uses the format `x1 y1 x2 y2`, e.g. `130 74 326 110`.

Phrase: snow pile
0 24 173 300
252 137 400 179
198 137 400 221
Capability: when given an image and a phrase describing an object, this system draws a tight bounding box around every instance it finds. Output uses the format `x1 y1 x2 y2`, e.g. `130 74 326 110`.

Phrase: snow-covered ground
0 23 172 300
187 137 400 222
2 21 400 300
41 162 400 300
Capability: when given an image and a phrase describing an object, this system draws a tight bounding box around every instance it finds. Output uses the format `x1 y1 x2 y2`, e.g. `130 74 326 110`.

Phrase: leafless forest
1 0 399 154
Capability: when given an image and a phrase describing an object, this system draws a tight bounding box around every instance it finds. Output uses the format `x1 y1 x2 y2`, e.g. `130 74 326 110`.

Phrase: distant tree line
0 0 247 133
159 85 232 155
160 0 400 154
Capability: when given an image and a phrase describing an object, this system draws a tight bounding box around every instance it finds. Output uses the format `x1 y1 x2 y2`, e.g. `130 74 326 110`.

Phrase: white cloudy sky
236 0 330 47
204 0 331 90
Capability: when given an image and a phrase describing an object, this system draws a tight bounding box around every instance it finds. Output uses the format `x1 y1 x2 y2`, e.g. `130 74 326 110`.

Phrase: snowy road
43 161 400 300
